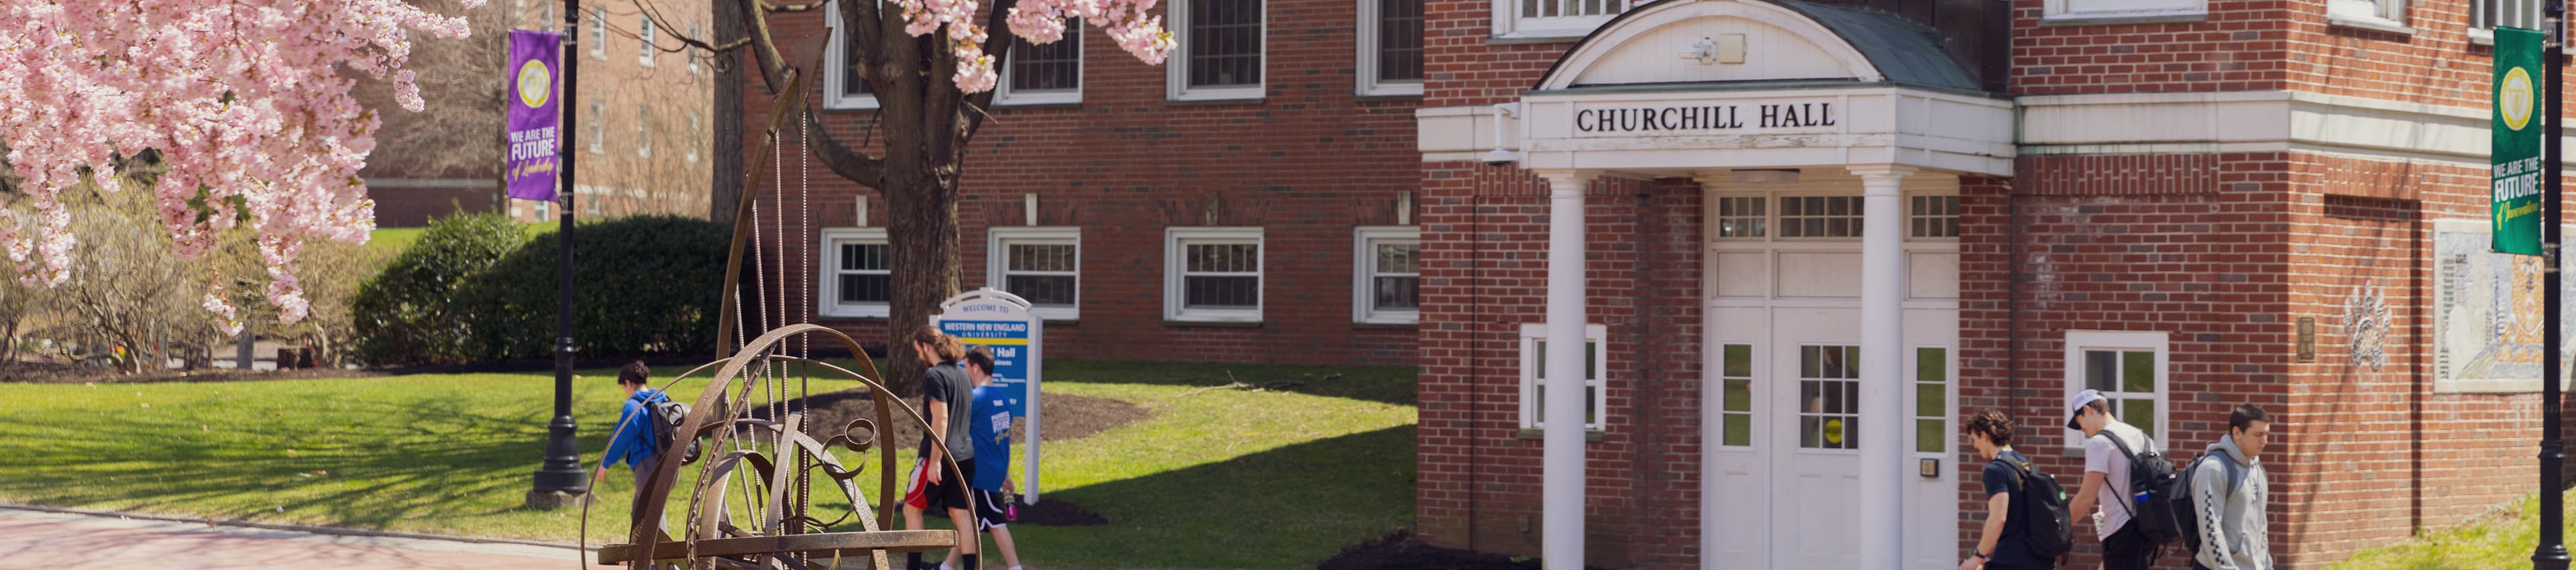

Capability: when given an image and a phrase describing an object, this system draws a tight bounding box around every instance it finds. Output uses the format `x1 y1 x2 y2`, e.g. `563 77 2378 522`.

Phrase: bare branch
803 113 884 188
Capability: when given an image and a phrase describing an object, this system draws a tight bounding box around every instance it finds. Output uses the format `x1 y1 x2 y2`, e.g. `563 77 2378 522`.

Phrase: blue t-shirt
968 385 1012 490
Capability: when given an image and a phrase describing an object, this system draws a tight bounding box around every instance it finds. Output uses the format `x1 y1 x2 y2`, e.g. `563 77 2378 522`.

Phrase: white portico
1417 0 2012 567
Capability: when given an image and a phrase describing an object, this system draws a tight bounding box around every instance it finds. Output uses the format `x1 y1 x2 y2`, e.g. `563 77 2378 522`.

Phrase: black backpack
2173 451 2247 565
635 392 701 463
2104 433 2185 549
1998 455 2074 559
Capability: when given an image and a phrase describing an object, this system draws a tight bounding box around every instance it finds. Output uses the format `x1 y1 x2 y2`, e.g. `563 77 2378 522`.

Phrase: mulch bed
1318 530 1609 570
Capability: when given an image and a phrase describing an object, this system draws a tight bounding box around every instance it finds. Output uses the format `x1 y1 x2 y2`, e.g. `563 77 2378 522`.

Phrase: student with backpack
2065 389 2174 570
1963 409 2067 570
2184 404 2271 570
596 361 671 527
941 346 1028 570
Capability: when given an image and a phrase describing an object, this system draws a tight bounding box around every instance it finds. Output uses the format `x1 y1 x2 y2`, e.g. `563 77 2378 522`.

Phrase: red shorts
901 457 973 512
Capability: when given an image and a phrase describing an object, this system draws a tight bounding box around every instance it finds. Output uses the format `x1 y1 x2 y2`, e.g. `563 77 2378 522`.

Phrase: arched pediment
1534 0 1980 93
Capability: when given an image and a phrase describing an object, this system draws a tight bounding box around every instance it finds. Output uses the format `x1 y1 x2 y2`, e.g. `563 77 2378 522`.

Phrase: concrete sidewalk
0 508 614 570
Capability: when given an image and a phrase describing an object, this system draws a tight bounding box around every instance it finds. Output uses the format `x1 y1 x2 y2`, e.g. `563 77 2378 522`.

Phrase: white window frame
1352 226 1419 325
1519 323 1608 431
2040 0 2206 23
590 7 607 59
587 101 605 154
1489 0 1627 40
685 111 701 163
818 227 892 319
822 1 881 110
1166 0 1266 102
534 199 552 219
2061 330 2170 449
987 227 1082 321
688 22 704 74
1355 0 1423 97
2328 0 2408 32
638 15 657 67
1163 227 1265 323
635 106 651 158
997 32 1084 106
2469 0 2536 44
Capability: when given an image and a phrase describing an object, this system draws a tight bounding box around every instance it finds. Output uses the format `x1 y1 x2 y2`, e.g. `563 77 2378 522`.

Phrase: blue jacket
602 388 668 470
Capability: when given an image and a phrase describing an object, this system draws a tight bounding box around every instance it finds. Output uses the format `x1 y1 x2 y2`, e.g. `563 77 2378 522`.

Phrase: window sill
1515 428 1606 443
996 92 1083 107
2328 14 2415 35
820 308 892 321
1487 32 1588 45
2037 11 2208 25
1165 94 1266 107
1352 321 1419 331
1163 319 1267 329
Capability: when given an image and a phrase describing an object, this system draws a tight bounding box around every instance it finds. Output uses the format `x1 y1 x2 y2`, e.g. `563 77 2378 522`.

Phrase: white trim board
2018 90 2537 166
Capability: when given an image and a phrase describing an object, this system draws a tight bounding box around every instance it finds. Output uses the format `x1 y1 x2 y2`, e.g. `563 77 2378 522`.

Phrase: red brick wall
1413 162 1705 569
733 0 1423 364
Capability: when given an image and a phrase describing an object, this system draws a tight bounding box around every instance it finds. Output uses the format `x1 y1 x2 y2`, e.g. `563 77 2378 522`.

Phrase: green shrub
462 215 728 359
351 213 524 365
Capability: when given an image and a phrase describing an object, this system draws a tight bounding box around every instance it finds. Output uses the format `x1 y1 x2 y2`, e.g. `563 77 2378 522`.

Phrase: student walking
943 346 1028 570
2065 389 2159 570
596 361 669 527
902 329 981 570
2189 404 2271 570
1964 409 2063 570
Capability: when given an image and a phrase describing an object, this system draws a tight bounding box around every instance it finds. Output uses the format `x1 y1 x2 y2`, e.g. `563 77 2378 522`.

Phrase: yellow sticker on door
1823 419 1845 445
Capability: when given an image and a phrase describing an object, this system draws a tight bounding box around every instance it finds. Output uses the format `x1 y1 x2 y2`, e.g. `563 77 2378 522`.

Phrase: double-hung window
1165 227 1263 322
635 106 651 158
1519 323 1607 431
587 101 605 154
1353 227 1419 325
1356 0 1423 97
638 16 657 67
2471 0 2532 42
819 228 892 319
988 227 1081 321
822 1 879 109
590 7 606 59
998 21 1083 105
1169 0 1264 101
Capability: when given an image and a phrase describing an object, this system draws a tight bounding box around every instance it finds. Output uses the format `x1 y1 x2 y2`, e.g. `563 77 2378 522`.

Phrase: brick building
737 0 2576 566
362 0 718 227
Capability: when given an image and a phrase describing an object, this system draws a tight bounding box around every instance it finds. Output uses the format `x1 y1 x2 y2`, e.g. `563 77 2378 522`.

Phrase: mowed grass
0 360 1416 569
2330 492 2576 570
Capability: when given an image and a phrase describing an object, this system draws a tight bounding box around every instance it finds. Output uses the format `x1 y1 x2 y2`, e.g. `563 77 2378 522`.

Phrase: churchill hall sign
1572 101 1839 137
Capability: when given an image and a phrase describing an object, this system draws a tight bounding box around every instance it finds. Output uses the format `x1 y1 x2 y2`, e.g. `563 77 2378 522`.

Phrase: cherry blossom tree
676 0 1171 390
0 0 485 333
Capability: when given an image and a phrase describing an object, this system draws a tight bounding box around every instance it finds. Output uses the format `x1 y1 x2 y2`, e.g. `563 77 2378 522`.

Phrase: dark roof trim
1529 0 1983 93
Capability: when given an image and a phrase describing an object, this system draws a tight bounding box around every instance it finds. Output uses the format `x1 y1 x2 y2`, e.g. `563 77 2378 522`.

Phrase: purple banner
505 30 564 201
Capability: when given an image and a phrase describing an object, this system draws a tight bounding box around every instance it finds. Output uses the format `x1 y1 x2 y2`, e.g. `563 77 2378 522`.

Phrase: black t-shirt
1980 450 2045 567
916 362 978 461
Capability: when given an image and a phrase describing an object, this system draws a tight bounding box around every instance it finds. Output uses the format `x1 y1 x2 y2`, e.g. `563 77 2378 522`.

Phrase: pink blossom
878 0 1173 91
0 0 480 325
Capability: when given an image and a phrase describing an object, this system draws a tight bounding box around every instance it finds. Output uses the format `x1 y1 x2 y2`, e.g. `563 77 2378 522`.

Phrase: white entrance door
1771 306 1862 569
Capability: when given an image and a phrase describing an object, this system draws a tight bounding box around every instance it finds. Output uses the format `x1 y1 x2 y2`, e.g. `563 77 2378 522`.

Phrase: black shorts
2102 520 2152 570
902 457 975 512
969 488 1011 530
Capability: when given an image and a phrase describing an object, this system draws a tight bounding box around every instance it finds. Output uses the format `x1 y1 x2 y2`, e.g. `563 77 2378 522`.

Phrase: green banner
2496 26 2544 256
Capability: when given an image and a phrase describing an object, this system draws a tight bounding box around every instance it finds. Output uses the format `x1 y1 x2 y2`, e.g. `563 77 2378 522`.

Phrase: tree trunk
879 167 961 398
711 0 748 225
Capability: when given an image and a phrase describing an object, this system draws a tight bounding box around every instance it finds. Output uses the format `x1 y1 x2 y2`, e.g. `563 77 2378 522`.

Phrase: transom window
1798 345 1860 450
1354 227 1420 325
819 228 891 318
1165 227 1264 322
1000 21 1083 105
1494 0 1633 40
1169 0 1263 101
988 227 1081 321
1714 196 1766 238
1910 195 1959 238
1778 196 1863 238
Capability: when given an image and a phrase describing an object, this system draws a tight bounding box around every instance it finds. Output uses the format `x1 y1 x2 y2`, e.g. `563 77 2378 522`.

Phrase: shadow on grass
0 393 586 530
1000 424 1419 570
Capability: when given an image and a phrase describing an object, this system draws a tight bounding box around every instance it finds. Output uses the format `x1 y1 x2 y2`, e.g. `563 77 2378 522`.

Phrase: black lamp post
529 0 590 507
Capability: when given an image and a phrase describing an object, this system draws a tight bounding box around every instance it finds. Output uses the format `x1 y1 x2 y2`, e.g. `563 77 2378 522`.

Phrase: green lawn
2330 492 2576 570
0 360 1415 570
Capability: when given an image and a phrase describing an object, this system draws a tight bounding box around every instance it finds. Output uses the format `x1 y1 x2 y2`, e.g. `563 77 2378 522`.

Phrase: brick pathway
0 508 615 570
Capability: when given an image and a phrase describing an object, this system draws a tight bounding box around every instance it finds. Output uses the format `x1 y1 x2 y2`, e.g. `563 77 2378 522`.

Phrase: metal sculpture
596 324 966 569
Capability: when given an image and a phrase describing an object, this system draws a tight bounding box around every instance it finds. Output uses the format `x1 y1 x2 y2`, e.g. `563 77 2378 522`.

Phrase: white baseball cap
2067 389 2108 431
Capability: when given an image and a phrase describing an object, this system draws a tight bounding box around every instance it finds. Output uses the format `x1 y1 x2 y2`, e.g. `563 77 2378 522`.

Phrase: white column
1851 164 1915 570
1534 168 1595 570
